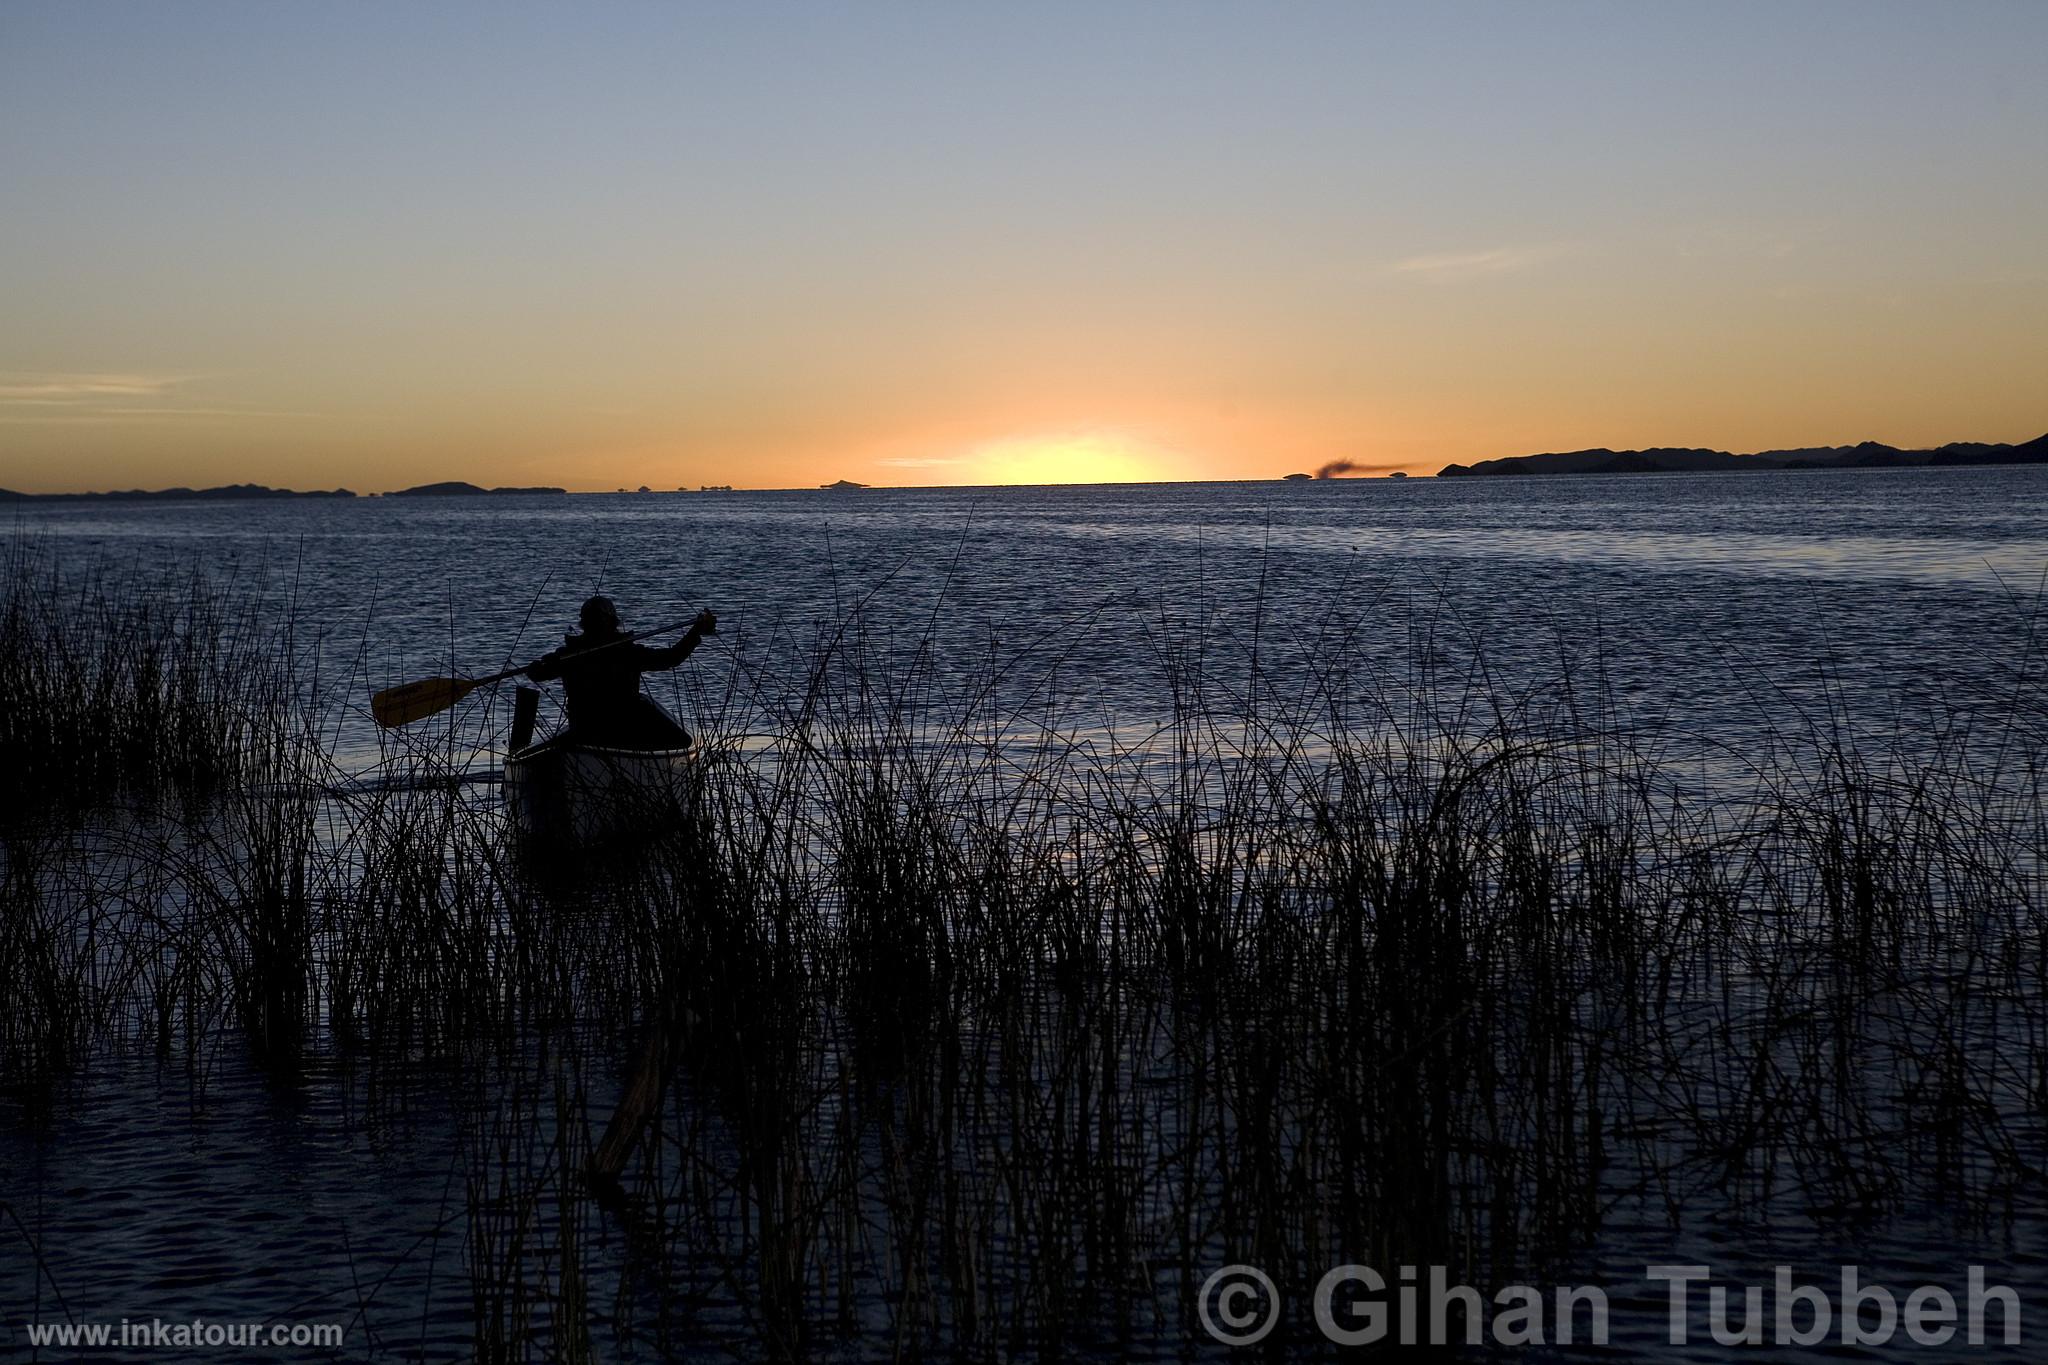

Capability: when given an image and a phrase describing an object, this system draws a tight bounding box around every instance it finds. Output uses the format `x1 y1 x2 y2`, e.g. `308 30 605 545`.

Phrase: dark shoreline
0 483 359 502
4 434 2045 499
1438 430 2048 477
0 480 569 502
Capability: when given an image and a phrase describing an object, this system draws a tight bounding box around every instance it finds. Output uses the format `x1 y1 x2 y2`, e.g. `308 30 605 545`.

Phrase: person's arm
526 648 565 682
634 610 717 671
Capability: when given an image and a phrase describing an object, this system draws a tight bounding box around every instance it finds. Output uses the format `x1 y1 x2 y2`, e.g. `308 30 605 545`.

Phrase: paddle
370 615 710 729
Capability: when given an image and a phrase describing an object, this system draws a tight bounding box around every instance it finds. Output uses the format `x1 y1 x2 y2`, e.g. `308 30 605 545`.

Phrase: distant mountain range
0 482 357 502
0 481 569 501
7 435 2044 499
1437 431 2048 477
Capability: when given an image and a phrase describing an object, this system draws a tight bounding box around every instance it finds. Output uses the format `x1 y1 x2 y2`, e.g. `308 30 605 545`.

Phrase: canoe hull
504 742 695 845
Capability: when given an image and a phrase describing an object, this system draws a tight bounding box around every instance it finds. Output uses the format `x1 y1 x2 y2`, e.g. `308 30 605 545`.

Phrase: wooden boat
504 738 697 845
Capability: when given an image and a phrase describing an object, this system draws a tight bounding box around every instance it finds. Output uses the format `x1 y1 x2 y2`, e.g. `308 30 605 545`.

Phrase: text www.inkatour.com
21 1319 344 1351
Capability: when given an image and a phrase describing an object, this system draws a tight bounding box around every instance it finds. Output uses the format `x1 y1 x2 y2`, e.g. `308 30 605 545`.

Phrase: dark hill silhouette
0 483 355 502
390 481 568 496
1438 431 2048 477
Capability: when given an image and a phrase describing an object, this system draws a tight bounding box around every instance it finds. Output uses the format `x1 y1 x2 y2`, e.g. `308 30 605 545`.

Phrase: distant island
390 481 567 496
0 483 356 502
1284 465 1408 481
0 480 574 500
9 431 2042 501
1438 431 2048 478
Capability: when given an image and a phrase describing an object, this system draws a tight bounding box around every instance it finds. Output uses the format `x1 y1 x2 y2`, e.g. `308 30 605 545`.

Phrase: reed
0 541 291 828
3 550 2044 1357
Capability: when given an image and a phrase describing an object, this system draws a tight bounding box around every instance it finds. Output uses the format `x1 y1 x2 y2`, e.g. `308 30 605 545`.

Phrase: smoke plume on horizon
1313 459 1405 479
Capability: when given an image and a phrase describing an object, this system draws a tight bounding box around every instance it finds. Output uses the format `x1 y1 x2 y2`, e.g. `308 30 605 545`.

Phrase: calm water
5 468 2048 1360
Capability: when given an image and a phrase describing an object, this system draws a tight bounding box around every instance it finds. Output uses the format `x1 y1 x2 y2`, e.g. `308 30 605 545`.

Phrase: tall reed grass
0 541 296 827
3 551 2045 1357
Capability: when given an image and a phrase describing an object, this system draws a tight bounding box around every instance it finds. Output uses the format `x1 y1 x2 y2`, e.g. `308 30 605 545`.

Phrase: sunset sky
2 1 2044 493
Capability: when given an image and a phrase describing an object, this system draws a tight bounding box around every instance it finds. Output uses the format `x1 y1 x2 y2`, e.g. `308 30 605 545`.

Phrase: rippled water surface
15 468 2045 756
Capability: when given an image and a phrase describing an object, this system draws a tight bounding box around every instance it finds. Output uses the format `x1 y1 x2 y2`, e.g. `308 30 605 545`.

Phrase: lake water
11 465 2047 770
5 467 2047 1361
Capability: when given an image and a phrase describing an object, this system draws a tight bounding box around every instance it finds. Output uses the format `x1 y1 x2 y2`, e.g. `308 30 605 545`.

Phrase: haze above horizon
3 1 2044 494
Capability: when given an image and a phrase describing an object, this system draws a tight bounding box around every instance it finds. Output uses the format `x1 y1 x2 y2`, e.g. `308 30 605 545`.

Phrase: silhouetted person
525 596 716 749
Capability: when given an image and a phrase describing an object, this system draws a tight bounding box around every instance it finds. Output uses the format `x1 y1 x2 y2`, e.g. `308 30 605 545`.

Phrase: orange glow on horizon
960 434 1176 487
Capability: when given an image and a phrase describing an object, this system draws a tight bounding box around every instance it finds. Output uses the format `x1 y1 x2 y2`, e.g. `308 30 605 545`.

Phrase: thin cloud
1674 218 1823 262
0 371 324 421
0 372 188 403
1391 245 1560 281
0 407 329 423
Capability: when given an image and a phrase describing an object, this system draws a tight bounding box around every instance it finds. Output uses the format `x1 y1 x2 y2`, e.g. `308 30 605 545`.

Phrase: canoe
504 740 696 845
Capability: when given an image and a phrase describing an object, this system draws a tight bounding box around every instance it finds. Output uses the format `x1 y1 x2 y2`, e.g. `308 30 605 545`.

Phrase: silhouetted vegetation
3 549 2045 1358
0 541 303 826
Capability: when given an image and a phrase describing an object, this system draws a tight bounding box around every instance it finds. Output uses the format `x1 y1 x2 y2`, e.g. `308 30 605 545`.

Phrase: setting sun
968 434 1170 486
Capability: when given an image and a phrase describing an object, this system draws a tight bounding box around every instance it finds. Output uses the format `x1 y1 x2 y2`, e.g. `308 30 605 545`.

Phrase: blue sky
3 1 2043 489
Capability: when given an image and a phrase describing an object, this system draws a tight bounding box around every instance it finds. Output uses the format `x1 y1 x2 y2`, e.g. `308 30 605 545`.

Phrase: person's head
579 595 620 633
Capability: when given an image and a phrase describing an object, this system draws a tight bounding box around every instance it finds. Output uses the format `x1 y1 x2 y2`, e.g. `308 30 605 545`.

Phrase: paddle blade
370 676 477 728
